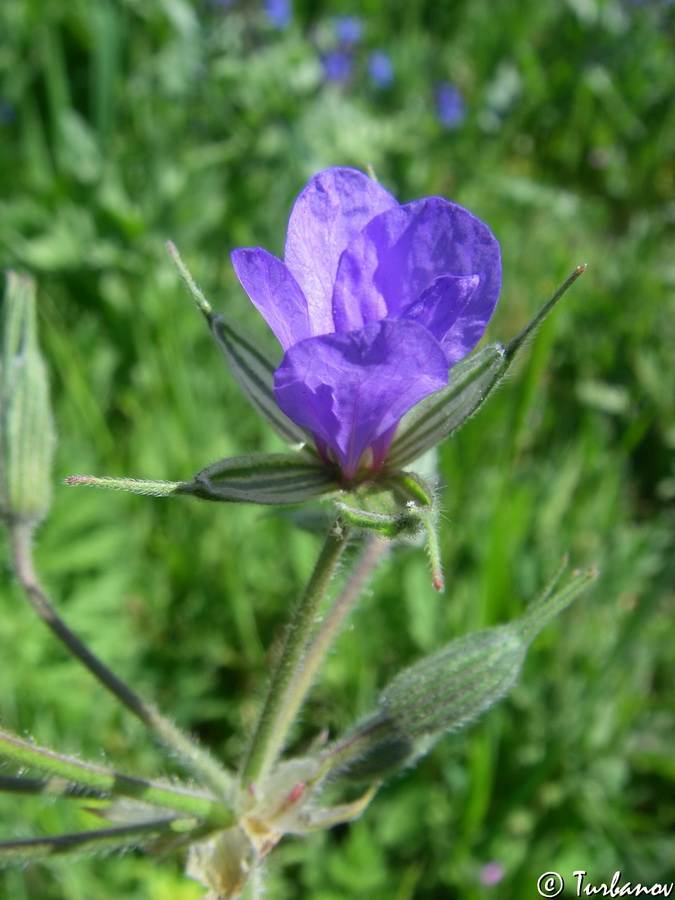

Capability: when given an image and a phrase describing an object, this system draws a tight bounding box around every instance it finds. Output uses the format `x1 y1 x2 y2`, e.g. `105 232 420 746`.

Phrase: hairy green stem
240 521 350 784
0 820 179 864
283 535 388 738
9 520 234 804
0 728 232 825
0 774 104 800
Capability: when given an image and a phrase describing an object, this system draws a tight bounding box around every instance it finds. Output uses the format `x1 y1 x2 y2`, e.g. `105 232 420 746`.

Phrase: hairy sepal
187 453 339 505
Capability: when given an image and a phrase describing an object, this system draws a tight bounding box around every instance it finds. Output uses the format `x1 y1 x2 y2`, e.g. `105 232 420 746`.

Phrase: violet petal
400 274 483 366
284 168 398 336
231 247 311 350
332 197 501 336
274 320 449 479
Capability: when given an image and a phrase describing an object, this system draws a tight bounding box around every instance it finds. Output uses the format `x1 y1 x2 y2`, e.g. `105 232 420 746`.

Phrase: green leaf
187 453 338 505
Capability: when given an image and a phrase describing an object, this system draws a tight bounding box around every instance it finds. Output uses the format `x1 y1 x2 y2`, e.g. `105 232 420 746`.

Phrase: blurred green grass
0 0 673 897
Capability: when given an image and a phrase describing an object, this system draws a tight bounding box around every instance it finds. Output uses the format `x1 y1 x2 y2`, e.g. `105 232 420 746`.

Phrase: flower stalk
276 534 389 757
240 521 351 784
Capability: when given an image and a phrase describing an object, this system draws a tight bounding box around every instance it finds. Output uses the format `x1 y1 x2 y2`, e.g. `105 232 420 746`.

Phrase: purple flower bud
435 82 466 130
334 15 363 46
263 0 291 30
368 51 394 89
231 168 500 480
321 50 353 84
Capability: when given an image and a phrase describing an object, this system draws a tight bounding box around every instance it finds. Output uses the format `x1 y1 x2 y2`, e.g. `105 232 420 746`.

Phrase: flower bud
0 272 55 526
331 563 597 782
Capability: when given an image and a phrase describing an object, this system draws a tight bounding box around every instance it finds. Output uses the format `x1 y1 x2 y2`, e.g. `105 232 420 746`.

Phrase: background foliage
0 0 673 897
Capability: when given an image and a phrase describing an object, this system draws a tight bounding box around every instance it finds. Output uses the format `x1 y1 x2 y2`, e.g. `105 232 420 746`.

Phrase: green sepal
167 241 315 454
210 313 315 452
334 471 436 538
187 453 339 505
328 560 597 782
387 343 506 470
65 474 186 497
387 265 586 470
66 454 340 506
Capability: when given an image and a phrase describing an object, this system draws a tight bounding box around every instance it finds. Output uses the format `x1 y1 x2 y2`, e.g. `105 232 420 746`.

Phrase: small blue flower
264 0 291 29
334 15 363 46
435 82 466 130
368 51 394 89
322 50 352 84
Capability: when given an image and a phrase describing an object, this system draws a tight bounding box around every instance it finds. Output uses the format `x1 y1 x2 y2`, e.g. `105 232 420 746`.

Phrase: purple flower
480 862 505 886
263 0 291 29
368 50 394 89
334 15 363 46
321 50 353 84
231 168 500 480
435 82 466 130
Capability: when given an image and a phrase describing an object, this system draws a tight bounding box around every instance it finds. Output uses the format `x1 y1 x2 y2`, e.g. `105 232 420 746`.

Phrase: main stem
9 520 233 804
240 521 350 785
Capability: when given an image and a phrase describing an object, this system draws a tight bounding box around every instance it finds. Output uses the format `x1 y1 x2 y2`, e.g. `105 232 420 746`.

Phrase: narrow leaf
187 453 338 505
